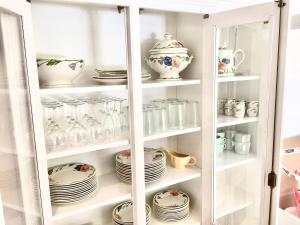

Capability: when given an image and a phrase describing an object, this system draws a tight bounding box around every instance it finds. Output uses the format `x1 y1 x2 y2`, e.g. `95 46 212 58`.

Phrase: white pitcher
218 45 245 76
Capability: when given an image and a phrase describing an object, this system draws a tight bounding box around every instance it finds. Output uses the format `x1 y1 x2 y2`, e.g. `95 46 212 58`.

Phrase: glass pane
214 21 272 225
0 11 43 225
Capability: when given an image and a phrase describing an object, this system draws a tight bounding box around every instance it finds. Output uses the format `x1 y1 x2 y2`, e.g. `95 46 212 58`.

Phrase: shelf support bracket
117 6 144 14
275 0 286 8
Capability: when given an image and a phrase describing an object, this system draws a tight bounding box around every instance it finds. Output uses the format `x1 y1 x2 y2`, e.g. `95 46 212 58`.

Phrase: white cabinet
0 0 288 225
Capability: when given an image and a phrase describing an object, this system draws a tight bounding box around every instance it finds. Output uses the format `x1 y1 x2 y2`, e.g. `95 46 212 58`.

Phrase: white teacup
233 100 246 118
224 99 236 116
235 133 251 143
247 107 259 117
234 142 250 155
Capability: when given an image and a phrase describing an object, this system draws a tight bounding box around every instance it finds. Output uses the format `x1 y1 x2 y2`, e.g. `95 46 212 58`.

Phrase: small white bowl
37 58 84 87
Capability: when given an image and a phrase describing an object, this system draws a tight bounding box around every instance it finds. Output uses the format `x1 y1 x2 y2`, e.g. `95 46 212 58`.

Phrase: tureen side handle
188 55 194 64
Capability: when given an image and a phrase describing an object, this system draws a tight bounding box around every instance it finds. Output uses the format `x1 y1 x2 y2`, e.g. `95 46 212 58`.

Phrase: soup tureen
144 33 193 79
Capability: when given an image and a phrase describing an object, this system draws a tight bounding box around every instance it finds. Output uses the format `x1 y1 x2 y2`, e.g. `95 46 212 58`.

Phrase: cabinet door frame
271 1 300 225
0 0 52 224
202 2 280 225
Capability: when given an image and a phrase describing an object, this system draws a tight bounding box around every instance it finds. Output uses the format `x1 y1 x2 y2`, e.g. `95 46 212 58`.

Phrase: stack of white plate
153 190 190 222
112 201 151 225
48 163 98 205
115 148 166 183
92 68 151 84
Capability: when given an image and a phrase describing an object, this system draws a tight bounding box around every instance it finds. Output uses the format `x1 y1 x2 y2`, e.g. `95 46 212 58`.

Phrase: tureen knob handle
164 33 173 40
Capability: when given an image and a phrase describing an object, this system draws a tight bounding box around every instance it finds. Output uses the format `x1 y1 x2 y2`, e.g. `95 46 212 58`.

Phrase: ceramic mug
218 48 246 76
247 101 259 108
225 138 235 151
217 132 225 138
168 150 197 169
224 99 236 116
234 142 251 155
225 129 236 139
235 133 251 143
233 100 246 118
216 143 225 155
217 99 226 115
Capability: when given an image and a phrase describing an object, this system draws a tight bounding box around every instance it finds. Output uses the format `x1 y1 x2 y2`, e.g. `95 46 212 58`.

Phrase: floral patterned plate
48 163 96 186
153 190 189 209
116 149 165 166
112 201 151 224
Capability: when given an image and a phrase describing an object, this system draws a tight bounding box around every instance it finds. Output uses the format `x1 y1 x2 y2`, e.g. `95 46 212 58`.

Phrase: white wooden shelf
52 166 200 220
40 79 201 95
151 210 200 225
217 115 258 128
40 84 127 95
144 127 201 142
3 202 41 217
52 173 131 221
217 75 259 83
142 79 201 89
216 151 255 172
145 166 201 193
216 188 252 219
47 140 130 160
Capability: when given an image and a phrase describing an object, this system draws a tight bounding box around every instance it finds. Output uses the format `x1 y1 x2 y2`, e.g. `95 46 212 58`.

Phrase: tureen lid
150 33 188 53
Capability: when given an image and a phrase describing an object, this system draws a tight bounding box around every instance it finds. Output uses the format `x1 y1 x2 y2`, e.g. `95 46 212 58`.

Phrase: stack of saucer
93 68 151 84
48 163 97 205
115 148 166 183
153 189 190 222
112 201 151 225
93 69 127 84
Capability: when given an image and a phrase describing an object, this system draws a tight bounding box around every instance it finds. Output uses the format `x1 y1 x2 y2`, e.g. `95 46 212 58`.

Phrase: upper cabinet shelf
40 79 201 94
142 79 201 89
217 75 259 83
40 84 128 95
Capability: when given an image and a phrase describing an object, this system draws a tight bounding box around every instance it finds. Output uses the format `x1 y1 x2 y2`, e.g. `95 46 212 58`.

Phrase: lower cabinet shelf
216 188 252 219
216 151 255 171
52 166 201 220
52 173 131 220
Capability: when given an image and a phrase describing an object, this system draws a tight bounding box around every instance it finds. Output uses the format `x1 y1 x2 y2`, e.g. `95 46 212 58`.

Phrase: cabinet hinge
203 14 209 19
275 0 286 8
268 171 277 189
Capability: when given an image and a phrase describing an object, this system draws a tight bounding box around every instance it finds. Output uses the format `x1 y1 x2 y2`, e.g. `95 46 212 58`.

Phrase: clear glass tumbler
168 101 185 130
143 108 154 136
187 100 199 127
153 107 168 133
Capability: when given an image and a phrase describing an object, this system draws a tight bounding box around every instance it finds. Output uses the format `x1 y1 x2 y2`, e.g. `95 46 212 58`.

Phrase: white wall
282 28 300 138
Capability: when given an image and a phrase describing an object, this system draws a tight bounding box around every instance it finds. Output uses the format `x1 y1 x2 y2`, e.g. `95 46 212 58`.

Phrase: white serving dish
37 57 84 87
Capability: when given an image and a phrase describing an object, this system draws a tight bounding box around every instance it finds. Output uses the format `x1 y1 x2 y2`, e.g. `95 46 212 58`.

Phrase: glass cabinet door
0 5 43 225
209 3 280 225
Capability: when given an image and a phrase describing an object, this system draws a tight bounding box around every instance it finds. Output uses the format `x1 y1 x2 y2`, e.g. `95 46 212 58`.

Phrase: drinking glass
143 108 154 136
168 101 184 130
187 100 199 127
64 101 89 146
153 107 168 133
